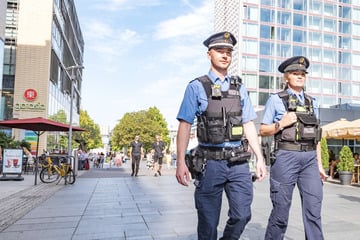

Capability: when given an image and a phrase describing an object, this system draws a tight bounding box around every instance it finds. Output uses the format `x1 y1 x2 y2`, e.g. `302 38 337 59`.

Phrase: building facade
1 0 84 153
215 0 360 110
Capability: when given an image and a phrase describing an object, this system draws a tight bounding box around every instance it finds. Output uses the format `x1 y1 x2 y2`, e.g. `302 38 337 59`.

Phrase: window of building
323 80 337 94
259 75 275 89
242 74 258 88
244 5 258 21
309 32 321 45
324 34 336 48
324 50 336 63
249 92 258 106
309 16 321 30
261 8 275 23
353 8 360 21
259 58 275 72
324 3 336 16
293 46 306 57
242 56 258 71
339 51 351 65
339 21 351 34
306 78 321 93
322 96 337 106
353 23 360 36
339 67 351 81
260 25 270 39
293 13 306 27
353 38 360 51
352 69 360 81
323 65 336 79
243 39 258 54
294 0 306 11
309 48 321 62
259 92 270 105
339 36 351 49
261 0 275 6
309 0 322 14
324 18 336 32
244 23 259 38
293 29 306 42
352 84 360 97
310 64 322 78
277 11 291 25
277 27 291 41
339 6 351 19
260 42 274 56
278 0 291 8
278 43 291 57
339 82 352 95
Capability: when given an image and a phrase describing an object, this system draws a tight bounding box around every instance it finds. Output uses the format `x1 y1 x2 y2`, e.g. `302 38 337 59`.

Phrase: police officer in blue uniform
176 31 267 240
260 56 327 240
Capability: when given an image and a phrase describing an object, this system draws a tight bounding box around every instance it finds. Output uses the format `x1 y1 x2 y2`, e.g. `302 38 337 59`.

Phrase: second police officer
176 31 267 240
260 56 327 239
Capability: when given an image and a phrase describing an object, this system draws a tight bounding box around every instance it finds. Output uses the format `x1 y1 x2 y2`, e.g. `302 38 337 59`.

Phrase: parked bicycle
39 156 75 184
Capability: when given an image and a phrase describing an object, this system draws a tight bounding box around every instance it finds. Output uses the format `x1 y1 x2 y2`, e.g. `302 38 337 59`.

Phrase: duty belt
199 146 250 163
278 142 316 152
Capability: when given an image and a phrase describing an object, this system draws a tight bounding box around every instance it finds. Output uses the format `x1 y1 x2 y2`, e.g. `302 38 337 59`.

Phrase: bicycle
39 156 75 184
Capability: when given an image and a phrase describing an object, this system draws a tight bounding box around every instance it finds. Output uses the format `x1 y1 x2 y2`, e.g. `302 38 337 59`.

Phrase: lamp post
66 65 84 157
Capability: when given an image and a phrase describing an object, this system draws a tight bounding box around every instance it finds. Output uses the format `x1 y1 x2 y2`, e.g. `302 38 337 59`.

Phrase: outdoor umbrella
0 117 84 185
321 118 351 139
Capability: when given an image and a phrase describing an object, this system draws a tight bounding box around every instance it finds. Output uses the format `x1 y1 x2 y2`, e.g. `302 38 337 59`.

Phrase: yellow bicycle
39 156 75 184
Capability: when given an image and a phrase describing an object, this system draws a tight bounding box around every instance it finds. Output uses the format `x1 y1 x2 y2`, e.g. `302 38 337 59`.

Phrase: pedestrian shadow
338 194 360 203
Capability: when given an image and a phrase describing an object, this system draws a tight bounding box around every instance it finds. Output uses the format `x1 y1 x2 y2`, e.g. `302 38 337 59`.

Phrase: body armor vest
196 75 243 144
275 90 321 144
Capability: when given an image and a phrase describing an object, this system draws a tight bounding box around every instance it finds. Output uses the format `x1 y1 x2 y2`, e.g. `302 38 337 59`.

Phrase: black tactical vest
275 90 321 144
196 75 243 144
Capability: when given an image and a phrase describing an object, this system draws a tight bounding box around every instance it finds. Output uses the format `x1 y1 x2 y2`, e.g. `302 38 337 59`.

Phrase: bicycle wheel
65 168 76 184
40 167 60 183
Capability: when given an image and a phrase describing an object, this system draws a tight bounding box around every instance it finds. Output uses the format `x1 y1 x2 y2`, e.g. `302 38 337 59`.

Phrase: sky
74 0 214 131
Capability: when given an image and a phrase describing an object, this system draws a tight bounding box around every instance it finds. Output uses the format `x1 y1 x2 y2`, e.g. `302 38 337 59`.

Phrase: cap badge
224 32 230 43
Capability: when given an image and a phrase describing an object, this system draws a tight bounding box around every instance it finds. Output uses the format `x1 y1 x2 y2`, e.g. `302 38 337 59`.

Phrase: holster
185 147 206 179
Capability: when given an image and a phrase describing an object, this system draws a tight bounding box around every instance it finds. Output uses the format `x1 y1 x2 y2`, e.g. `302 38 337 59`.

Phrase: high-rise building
1 0 84 153
215 0 360 111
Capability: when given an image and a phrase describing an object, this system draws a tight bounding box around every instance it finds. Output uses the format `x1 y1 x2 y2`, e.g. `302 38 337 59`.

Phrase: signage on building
24 89 37 101
15 89 45 112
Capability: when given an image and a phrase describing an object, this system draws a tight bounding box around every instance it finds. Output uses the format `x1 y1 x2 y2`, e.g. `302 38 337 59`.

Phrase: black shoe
154 172 158 177
157 170 161 176
131 172 134 176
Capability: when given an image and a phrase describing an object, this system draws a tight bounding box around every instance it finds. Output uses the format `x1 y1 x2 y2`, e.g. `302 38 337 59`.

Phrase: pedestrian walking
260 56 327 239
175 31 267 240
151 135 166 176
129 136 143 176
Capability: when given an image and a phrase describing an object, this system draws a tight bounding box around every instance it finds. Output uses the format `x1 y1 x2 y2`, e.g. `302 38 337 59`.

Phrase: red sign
24 89 37 101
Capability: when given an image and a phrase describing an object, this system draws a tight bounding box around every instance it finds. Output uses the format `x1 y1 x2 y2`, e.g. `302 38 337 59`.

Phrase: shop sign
2 149 23 174
24 89 37 101
14 102 46 111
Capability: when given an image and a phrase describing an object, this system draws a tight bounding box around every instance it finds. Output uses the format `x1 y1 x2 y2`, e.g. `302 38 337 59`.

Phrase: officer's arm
176 120 192 186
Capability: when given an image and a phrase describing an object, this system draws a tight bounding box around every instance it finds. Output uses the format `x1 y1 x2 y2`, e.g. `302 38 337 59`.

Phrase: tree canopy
111 107 169 152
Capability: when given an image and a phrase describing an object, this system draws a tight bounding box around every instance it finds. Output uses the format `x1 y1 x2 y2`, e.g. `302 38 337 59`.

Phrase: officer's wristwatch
275 122 284 131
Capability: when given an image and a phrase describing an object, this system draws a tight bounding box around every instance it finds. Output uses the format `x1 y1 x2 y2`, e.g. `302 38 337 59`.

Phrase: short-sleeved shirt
152 141 166 157
130 141 143 156
176 70 257 148
261 88 319 125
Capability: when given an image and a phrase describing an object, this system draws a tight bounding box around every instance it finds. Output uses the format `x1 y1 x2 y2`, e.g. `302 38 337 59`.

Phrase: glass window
353 24 360 36
259 92 270 105
244 5 258 21
339 52 351 65
242 74 258 88
293 46 306 56
277 27 291 41
277 11 291 25
259 58 275 72
322 96 337 106
260 25 270 39
339 6 351 19
278 43 291 57
323 80 336 94
278 0 291 8
311 64 322 78
243 40 258 54
323 34 336 48
353 54 360 67
261 8 275 23
293 13 306 27
339 36 351 49
340 82 351 95
324 3 336 16
242 56 258 71
352 84 360 97
353 8 360 21
306 78 321 93
324 18 336 32
339 67 351 81
294 0 306 10
309 0 322 14
309 48 321 61
259 75 271 88
352 69 360 81
323 65 336 79
353 38 360 51
309 16 321 30
249 92 258 107
324 50 336 63
244 23 259 38
339 21 351 34
293 30 306 42
260 42 274 56
309 32 321 45
261 0 275 6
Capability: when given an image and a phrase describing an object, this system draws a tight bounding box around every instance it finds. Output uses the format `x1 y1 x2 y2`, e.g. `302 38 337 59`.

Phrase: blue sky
74 0 214 130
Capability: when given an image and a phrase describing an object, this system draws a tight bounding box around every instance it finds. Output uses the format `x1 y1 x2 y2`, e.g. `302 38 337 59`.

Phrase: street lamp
66 65 84 157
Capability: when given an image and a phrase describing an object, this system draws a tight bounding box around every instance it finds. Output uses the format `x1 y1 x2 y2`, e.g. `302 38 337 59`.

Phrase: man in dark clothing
129 135 143 176
151 135 166 176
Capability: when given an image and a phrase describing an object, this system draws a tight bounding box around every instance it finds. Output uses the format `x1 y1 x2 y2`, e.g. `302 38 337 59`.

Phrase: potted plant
337 145 354 185
320 138 329 171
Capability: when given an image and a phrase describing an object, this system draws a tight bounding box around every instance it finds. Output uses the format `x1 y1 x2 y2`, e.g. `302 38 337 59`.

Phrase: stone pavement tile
0 227 75 240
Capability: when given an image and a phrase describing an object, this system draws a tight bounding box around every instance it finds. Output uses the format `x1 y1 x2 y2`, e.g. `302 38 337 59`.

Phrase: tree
111 107 169 152
47 110 68 151
72 110 103 151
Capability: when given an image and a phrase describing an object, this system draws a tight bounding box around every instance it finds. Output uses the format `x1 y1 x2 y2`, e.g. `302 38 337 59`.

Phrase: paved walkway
0 161 359 239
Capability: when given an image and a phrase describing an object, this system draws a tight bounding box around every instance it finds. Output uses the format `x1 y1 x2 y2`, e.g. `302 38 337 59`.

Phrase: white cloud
92 0 163 11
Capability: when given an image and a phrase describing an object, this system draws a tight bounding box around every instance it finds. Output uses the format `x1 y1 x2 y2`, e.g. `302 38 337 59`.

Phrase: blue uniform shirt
261 88 319 125
177 70 257 148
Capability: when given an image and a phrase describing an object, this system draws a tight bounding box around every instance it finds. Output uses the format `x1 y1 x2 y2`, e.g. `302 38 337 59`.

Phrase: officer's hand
280 112 297 128
176 162 192 186
319 166 328 181
255 159 267 181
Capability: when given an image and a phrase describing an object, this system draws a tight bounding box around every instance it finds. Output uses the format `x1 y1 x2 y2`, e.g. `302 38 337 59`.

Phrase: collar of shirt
286 88 304 105
208 70 230 91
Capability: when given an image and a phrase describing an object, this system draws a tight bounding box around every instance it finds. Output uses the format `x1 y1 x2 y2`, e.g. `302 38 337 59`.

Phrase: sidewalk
0 162 359 239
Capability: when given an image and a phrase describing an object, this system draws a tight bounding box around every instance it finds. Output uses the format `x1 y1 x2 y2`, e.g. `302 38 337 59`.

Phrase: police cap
278 56 310 73
203 31 237 50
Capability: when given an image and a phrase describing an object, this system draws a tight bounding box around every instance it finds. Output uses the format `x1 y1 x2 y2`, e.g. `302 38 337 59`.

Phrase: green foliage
0 131 31 151
320 138 329 169
111 107 169 152
337 145 354 172
73 110 103 151
47 110 69 151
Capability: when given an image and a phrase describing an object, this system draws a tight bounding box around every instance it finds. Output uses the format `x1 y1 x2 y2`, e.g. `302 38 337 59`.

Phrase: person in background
151 135 166 177
260 56 327 239
129 135 144 176
176 31 266 240
353 152 359 165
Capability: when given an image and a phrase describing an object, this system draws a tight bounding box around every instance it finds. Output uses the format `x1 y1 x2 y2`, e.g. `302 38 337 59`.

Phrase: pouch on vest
227 116 243 141
207 119 225 144
297 114 318 140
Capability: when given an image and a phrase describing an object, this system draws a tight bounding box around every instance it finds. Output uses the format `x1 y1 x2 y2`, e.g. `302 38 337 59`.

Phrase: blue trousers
195 159 253 240
265 149 324 240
